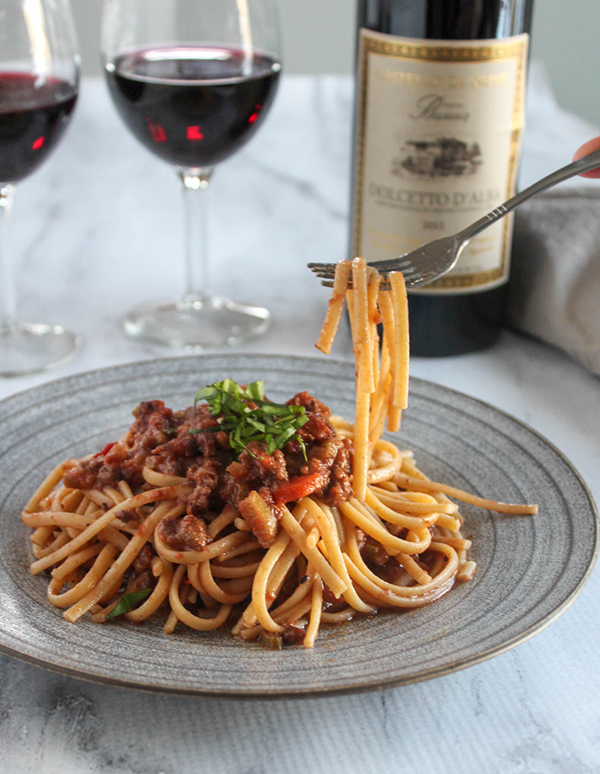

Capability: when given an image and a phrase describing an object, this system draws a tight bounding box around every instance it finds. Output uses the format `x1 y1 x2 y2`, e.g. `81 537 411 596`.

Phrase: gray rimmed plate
0 354 597 697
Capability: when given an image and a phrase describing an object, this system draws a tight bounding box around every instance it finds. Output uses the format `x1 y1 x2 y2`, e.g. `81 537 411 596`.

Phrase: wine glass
0 0 80 377
101 0 282 349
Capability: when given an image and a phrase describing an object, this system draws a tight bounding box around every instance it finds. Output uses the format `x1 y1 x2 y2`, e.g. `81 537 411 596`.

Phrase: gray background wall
75 0 600 126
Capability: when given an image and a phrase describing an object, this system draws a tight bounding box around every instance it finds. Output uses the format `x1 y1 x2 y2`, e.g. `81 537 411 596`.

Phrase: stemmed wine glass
101 0 282 348
0 0 80 377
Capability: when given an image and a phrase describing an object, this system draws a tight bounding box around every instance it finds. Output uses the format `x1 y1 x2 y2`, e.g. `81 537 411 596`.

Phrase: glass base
0 321 81 377
123 295 271 349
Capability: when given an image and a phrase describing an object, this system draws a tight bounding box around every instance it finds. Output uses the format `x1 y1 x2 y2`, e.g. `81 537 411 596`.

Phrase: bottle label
352 30 528 294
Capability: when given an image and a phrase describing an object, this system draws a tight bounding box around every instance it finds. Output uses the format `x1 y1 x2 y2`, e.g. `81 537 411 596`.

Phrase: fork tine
311 256 432 290
404 272 437 288
321 279 393 290
382 258 416 273
310 258 416 274
316 274 335 282
318 268 421 284
397 265 419 276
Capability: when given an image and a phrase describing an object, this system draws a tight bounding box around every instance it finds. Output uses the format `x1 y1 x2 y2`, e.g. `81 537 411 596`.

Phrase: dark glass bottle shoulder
357 0 532 40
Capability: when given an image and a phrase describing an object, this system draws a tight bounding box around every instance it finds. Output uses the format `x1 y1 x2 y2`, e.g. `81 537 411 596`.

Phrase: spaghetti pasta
21 259 537 648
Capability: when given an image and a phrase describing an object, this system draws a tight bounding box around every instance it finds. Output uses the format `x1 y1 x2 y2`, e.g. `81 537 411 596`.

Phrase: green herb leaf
297 436 308 461
246 381 265 401
192 379 309 459
106 588 152 619
194 385 217 410
247 418 267 433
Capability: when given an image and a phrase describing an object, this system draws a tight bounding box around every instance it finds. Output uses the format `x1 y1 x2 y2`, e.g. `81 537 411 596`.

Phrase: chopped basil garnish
193 379 308 459
106 588 152 619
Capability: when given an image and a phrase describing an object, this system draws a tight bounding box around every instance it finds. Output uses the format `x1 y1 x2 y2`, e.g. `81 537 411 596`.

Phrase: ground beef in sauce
185 459 221 517
286 391 336 444
120 543 157 595
282 624 307 645
132 544 154 574
156 513 208 552
321 583 348 614
64 400 175 490
125 569 153 594
64 390 354 551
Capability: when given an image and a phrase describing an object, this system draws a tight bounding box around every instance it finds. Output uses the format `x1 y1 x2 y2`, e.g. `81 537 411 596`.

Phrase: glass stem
0 184 16 331
179 168 214 302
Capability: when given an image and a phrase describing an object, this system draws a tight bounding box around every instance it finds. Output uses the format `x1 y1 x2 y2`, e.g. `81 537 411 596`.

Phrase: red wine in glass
102 0 282 350
106 46 281 168
0 73 77 183
0 0 80 378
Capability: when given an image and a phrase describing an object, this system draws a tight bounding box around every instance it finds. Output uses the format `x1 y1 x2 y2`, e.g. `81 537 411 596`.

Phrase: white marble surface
1 73 600 774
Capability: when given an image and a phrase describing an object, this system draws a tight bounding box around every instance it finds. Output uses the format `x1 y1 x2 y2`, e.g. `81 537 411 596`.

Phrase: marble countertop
1 74 599 774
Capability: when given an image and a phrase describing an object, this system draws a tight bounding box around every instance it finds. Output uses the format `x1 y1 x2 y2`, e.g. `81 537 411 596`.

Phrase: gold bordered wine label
352 30 528 294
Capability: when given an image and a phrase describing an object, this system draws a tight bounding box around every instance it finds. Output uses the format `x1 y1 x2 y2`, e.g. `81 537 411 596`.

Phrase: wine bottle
351 0 534 356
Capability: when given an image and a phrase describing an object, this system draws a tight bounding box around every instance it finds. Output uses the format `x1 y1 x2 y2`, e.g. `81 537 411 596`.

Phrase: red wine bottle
351 0 534 356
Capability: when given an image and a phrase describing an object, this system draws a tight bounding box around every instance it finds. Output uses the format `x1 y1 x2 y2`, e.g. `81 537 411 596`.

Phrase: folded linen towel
509 188 600 376
506 62 600 375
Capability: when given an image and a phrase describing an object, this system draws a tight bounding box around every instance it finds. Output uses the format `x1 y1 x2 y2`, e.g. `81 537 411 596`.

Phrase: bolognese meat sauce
64 390 353 552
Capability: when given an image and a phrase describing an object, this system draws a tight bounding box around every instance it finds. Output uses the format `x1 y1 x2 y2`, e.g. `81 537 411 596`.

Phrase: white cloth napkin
508 62 600 375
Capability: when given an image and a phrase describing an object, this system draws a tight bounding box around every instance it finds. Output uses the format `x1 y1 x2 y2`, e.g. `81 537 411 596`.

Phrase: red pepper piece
273 472 323 505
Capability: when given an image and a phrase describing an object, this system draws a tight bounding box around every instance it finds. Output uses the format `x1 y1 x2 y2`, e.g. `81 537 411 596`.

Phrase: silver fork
309 148 600 289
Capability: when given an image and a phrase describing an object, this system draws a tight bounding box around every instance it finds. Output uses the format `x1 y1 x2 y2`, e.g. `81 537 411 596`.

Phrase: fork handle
458 148 600 243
